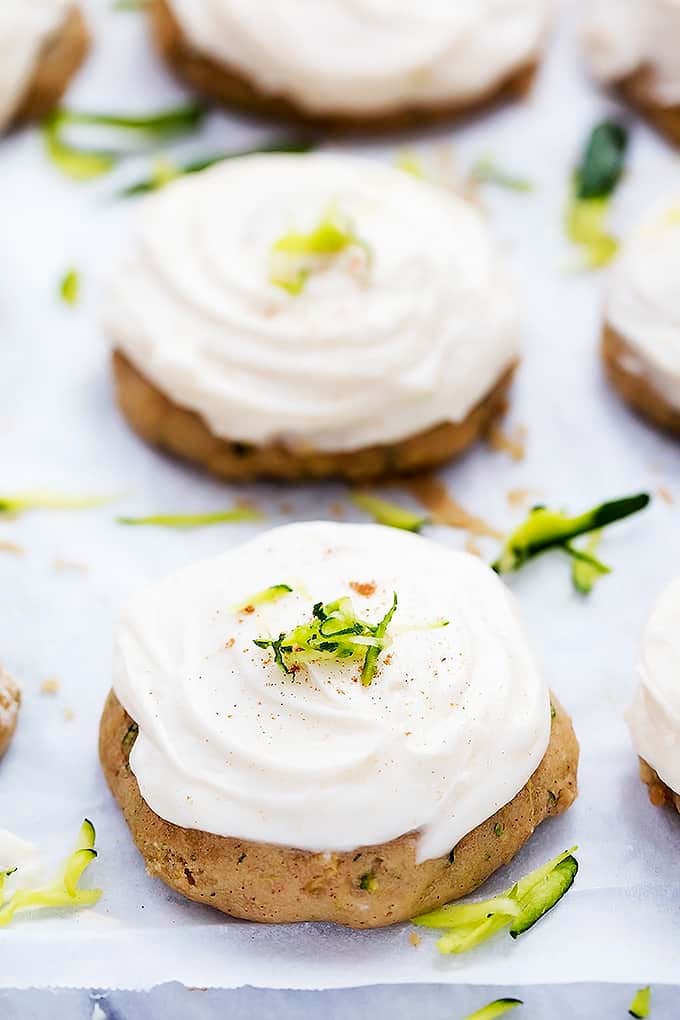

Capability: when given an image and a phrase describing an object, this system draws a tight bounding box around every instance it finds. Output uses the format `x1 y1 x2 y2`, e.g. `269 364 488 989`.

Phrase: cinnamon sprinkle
349 580 376 597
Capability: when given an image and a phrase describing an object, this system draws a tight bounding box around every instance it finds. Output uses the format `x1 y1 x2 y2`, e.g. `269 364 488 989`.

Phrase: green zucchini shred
493 493 650 576
569 530 610 594
254 593 398 686
269 203 371 295
412 847 578 955
117 508 262 529
629 986 651 1018
463 999 523 1020
235 584 293 612
565 120 628 270
351 492 429 533
0 492 112 517
0 819 101 927
470 157 533 193
59 269 80 305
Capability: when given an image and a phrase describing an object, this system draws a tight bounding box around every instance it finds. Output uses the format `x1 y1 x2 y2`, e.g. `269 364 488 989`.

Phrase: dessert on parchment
100 521 578 928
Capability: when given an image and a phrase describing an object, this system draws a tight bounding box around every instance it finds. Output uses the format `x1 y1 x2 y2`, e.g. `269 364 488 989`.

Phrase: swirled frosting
166 0 552 117
0 0 71 130
581 0 680 106
113 521 551 862
627 577 680 796
606 203 680 410
104 153 520 453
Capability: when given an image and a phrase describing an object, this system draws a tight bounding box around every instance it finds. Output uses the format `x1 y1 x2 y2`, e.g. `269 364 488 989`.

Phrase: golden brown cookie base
639 758 680 814
148 0 537 133
614 69 680 147
99 690 578 929
0 668 21 761
112 349 517 483
12 7 89 126
602 323 680 435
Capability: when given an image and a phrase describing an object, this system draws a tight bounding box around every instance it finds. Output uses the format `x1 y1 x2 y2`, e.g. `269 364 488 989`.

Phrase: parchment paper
1 0 679 991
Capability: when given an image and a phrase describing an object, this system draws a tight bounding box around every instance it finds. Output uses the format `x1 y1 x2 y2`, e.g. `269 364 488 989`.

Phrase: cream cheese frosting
113 521 551 863
581 0 680 106
627 577 680 796
104 153 520 453
606 203 680 410
0 0 71 131
165 0 552 117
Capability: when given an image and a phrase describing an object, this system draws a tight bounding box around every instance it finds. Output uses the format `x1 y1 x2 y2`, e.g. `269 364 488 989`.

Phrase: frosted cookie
104 153 521 482
581 0 680 145
0 2 89 131
601 203 680 433
100 521 578 928
0 667 21 761
148 0 552 130
628 577 680 814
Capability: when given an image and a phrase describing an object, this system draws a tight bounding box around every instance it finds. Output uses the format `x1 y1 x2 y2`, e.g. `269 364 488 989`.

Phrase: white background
1 0 680 991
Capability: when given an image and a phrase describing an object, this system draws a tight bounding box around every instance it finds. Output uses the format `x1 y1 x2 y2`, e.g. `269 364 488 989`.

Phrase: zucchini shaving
394 151 426 178
59 269 80 305
0 493 112 517
117 508 262 529
254 593 398 687
493 493 650 577
569 530 610 594
42 104 204 181
269 203 371 295
0 819 101 927
119 139 315 198
629 986 651 1018
565 120 629 269
464 1000 523 1020
235 584 293 613
470 157 533 193
351 492 429 533
412 847 578 955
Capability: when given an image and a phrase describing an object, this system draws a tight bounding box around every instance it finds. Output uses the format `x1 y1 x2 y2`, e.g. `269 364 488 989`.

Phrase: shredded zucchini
470 158 533 193
569 530 610 594
0 493 111 517
269 203 371 295
0 819 101 927
565 120 628 269
59 269 80 305
117 508 262 529
254 593 398 687
463 1000 523 1020
412 847 578 956
351 492 429 533
493 493 650 576
235 584 293 612
629 986 651 1018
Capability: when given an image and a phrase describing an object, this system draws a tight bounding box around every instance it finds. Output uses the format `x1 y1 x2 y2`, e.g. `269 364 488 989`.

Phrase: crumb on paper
464 537 482 557
408 931 422 948
278 501 293 515
506 488 533 508
54 558 88 573
0 540 24 556
235 496 259 513
487 423 527 462
405 474 502 539
224 637 235 649
658 486 674 505
349 580 376 597
40 677 60 695
329 502 346 520
63 707 75 722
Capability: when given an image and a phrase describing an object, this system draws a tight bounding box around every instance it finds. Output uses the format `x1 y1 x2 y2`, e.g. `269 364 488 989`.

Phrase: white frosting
581 0 680 106
113 521 551 863
166 0 552 117
606 203 680 410
0 0 71 131
627 577 680 796
104 153 520 453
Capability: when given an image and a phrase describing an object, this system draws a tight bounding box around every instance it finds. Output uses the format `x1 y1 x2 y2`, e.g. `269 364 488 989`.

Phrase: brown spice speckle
349 580 376 597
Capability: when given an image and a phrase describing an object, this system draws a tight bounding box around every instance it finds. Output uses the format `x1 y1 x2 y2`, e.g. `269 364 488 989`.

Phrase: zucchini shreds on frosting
269 202 371 295
565 120 629 270
254 593 398 686
234 584 293 613
493 493 650 584
413 847 578 955
351 492 429 533
0 820 101 927
117 508 263 529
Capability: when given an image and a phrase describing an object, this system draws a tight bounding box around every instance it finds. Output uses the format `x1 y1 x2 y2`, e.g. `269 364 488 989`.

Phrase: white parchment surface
0 0 679 991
